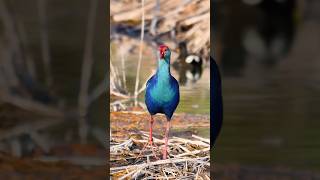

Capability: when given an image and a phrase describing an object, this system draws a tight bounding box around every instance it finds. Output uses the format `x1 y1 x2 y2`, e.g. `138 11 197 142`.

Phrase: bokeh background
213 0 320 178
0 0 107 178
1 0 320 178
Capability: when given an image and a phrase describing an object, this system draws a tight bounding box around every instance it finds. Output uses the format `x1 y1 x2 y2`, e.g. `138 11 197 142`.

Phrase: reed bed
110 131 210 179
0 0 106 155
111 0 210 57
110 0 210 101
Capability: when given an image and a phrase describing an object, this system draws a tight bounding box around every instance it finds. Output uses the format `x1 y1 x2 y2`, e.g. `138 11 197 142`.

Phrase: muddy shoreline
110 111 210 139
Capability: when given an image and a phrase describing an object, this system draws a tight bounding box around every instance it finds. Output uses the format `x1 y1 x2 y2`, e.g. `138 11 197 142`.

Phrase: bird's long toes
152 151 160 160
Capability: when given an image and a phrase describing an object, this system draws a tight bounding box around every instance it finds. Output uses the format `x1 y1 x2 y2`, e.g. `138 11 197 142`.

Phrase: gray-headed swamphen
145 45 180 159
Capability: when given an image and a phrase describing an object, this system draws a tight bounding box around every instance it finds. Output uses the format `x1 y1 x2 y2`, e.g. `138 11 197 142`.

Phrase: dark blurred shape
0 151 106 179
218 0 296 76
258 0 295 15
210 57 223 147
214 163 320 179
243 0 296 67
214 0 320 177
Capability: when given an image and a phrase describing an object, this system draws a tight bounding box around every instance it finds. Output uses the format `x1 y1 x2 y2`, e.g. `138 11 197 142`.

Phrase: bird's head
158 44 171 60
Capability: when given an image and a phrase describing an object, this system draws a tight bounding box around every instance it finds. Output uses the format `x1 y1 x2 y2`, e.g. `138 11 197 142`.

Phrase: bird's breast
150 83 176 104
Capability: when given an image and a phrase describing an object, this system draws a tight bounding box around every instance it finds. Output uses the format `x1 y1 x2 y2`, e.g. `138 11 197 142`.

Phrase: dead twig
37 0 52 86
110 131 210 179
134 0 146 104
78 0 98 144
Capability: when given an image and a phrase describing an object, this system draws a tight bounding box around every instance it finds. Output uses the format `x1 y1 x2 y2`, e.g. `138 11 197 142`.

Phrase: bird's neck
179 43 188 58
156 58 170 81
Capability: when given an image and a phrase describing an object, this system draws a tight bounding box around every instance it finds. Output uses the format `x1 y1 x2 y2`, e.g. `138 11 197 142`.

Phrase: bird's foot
150 144 160 160
148 139 160 160
135 139 160 162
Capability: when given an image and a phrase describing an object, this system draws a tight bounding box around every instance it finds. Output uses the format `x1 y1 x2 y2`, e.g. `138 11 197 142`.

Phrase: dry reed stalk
110 90 132 99
0 93 64 117
111 0 210 60
78 0 98 144
15 19 37 80
110 50 130 98
0 118 65 141
112 0 158 22
134 0 146 105
0 0 20 88
137 69 156 95
110 131 210 179
111 157 209 171
192 134 210 144
180 12 210 26
36 156 105 166
38 0 52 86
120 47 127 90
0 42 15 93
87 76 108 106
29 131 51 153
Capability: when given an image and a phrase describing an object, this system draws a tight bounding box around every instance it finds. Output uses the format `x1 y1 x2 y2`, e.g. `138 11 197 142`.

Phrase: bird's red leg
149 115 154 145
149 115 159 159
135 115 159 162
163 119 171 159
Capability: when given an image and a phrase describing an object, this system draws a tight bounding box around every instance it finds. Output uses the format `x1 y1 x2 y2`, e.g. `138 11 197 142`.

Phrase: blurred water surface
110 43 210 115
214 0 320 172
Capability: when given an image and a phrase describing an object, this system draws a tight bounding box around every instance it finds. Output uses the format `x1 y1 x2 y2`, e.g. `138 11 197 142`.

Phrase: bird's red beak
159 45 167 59
160 50 165 59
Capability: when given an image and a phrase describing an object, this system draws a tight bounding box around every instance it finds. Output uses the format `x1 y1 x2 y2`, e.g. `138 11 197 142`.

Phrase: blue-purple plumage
145 45 180 120
144 44 179 159
145 73 179 119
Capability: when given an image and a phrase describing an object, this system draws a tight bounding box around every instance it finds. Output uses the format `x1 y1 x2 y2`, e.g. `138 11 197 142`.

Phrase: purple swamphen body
145 45 180 159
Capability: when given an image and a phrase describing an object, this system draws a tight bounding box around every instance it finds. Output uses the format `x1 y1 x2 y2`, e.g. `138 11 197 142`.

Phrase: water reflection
243 0 296 67
219 0 296 77
215 0 320 172
110 39 210 115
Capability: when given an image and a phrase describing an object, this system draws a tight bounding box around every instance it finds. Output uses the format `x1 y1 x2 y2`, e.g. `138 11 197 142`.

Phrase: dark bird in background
145 45 180 159
176 41 203 66
172 41 203 85
242 0 296 66
210 57 223 147
243 0 296 15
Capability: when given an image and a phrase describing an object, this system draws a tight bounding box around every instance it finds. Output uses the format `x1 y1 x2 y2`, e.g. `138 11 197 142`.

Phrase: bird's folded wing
146 75 155 87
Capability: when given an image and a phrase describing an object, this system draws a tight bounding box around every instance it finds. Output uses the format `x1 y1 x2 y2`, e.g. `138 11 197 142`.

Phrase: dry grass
110 130 210 179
